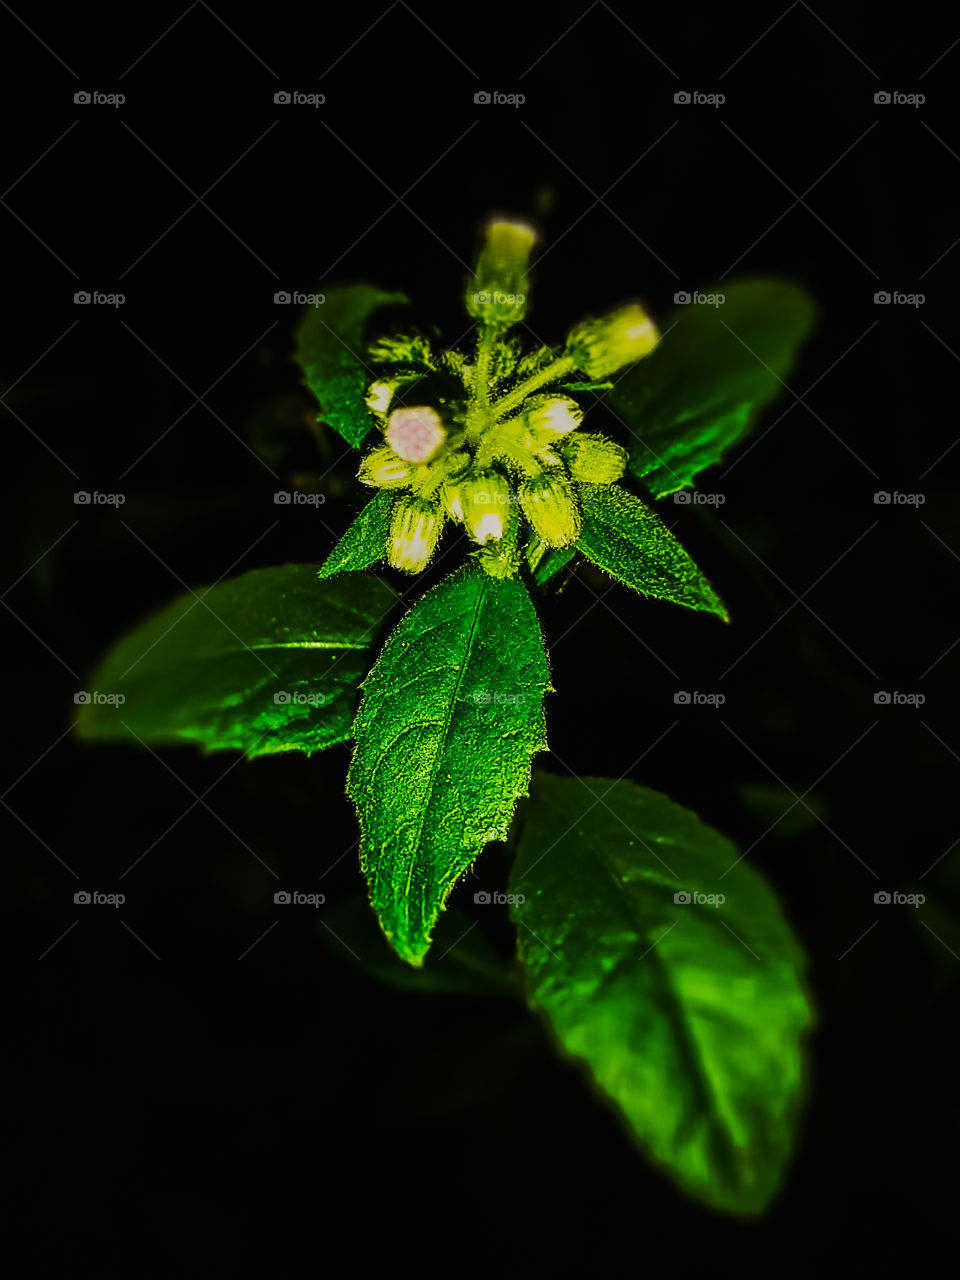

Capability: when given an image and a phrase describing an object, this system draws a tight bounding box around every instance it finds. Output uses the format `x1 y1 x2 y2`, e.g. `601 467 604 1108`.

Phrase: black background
4 0 958 1265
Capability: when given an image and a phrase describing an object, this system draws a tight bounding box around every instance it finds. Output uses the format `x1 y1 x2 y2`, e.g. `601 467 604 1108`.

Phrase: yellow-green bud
445 469 512 544
364 381 395 418
561 433 628 484
479 509 521 579
519 473 582 548
358 445 412 489
465 218 536 328
523 394 583 438
565 303 659 378
387 496 443 573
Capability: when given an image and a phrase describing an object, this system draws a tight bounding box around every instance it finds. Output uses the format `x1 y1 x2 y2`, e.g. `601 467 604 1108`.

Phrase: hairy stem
490 354 577 421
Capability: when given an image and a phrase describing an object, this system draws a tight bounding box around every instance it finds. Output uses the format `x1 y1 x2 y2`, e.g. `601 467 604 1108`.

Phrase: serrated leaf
317 490 395 580
510 772 813 1215
607 280 815 497
576 482 728 619
348 563 551 966
76 567 397 758
295 284 410 448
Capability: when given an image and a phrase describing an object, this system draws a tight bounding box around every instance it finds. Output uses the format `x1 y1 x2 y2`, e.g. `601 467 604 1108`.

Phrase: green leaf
576 482 728 620
76 566 398 758
525 540 577 589
348 563 551 966
295 284 410 448
317 490 395 580
510 773 813 1216
607 280 816 497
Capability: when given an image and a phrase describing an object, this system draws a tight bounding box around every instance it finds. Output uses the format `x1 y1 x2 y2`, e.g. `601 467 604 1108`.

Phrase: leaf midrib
548 789 741 1181
402 574 490 903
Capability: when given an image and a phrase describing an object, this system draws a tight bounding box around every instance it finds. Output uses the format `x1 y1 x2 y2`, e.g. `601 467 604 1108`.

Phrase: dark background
4 0 957 1265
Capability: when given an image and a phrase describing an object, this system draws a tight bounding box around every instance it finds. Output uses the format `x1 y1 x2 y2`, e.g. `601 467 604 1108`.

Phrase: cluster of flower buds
355 217 658 575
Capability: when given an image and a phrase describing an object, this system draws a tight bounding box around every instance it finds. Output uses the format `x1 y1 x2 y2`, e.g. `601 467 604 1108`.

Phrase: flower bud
465 218 536 328
446 469 512 544
479 509 521 579
523 394 583 438
358 445 412 489
387 496 443 573
561 433 628 484
385 405 447 464
519 473 582 548
565 303 659 379
364 381 395 418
